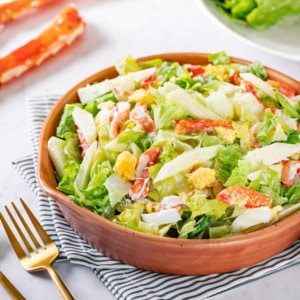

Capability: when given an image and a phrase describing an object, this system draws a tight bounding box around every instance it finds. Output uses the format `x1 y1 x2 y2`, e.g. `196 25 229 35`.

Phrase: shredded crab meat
281 161 300 186
130 104 156 133
160 196 185 210
110 102 130 137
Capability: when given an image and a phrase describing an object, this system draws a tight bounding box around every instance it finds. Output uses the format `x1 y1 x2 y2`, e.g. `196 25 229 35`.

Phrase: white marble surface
0 0 300 299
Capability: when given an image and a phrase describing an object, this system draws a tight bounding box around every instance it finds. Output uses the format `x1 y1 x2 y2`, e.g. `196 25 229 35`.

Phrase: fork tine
5 205 35 254
12 201 41 249
2 199 74 299
0 212 27 259
19 198 52 245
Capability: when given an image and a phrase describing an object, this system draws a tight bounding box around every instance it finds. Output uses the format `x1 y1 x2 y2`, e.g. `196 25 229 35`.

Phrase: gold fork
0 271 25 300
0 198 74 300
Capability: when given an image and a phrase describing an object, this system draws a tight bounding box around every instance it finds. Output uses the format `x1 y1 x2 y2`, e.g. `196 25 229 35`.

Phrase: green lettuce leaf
249 164 285 206
243 60 267 80
117 130 151 151
153 104 188 129
115 203 145 227
151 176 176 200
64 133 82 162
275 90 300 118
255 109 279 146
154 140 179 164
115 55 141 75
286 130 300 144
138 58 163 69
157 61 186 85
209 225 232 238
208 51 231 65
284 182 300 205
247 0 300 31
224 159 251 187
56 104 82 139
188 215 212 238
57 160 80 195
214 144 245 184
209 0 300 31
84 91 117 116
73 160 113 217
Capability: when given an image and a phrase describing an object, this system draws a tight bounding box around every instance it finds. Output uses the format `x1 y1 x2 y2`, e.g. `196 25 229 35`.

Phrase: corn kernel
204 64 230 82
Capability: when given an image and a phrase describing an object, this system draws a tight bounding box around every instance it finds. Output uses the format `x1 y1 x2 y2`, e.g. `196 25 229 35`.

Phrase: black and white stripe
12 95 300 300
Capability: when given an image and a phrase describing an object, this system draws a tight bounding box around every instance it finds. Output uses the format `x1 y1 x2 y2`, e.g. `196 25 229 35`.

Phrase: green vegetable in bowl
208 0 300 31
48 51 300 239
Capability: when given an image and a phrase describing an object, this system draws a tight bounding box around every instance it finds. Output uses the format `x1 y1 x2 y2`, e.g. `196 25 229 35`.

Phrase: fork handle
45 265 74 300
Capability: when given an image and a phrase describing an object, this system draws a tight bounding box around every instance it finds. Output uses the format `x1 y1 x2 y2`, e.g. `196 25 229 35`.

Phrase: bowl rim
38 52 300 248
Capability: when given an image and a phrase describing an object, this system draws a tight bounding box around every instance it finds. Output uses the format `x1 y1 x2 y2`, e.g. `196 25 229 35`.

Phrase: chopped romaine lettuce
224 160 251 187
49 52 300 239
208 51 231 65
214 144 245 184
209 0 300 31
56 104 80 139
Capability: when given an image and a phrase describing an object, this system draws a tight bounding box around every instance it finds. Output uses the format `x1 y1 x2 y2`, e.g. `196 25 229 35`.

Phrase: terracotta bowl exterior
38 53 300 275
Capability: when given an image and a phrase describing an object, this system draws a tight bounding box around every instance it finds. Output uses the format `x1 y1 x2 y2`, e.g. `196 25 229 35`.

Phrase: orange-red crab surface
0 4 86 85
0 0 56 25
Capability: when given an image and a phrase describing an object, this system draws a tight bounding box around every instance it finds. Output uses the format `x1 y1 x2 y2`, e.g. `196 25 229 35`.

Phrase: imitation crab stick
0 4 86 85
129 147 162 201
0 0 55 25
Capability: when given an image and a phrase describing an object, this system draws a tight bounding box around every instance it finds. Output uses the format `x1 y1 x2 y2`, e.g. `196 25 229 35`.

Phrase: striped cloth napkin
12 95 300 300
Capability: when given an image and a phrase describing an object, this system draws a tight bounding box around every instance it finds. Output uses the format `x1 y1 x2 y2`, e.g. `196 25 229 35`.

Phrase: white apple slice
244 142 300 171
75 141 98 190
167 89 220 120
142 208 181 227
240 73 275 99
205 90 234 119
104 174 132 207
231 206 272 233
72 106 97 144
78 67 156 103
154 145 219 183
47 136 67 178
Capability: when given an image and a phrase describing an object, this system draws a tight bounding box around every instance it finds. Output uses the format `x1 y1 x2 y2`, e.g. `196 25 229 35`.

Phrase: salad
207 0 300 31
48 51 300 239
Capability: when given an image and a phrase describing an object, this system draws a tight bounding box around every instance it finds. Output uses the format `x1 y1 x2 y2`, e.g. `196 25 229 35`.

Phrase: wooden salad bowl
38 53 300 275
